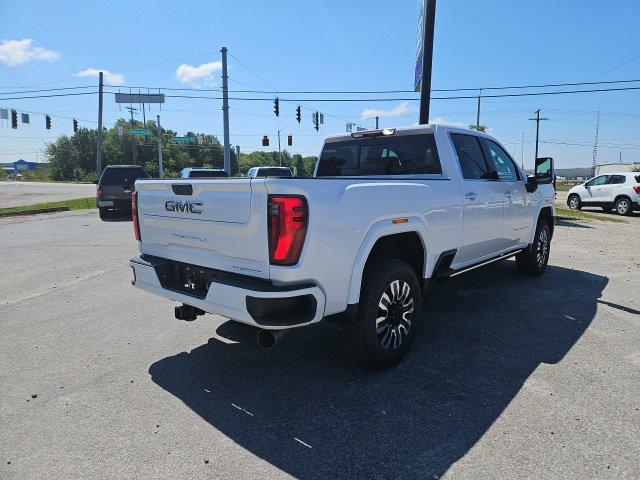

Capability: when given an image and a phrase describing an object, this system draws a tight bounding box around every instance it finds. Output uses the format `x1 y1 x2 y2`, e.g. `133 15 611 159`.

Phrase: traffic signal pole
419 0 436 125
157 115 164 178
221 47 231 175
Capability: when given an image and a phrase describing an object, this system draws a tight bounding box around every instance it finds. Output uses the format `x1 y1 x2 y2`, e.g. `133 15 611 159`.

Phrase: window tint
587 175 609 187
450 133 489 180
100 167 147 185
608 175 626 185
256 168 292 177
188 170 229 178
483 139 519 181
316 134 441 177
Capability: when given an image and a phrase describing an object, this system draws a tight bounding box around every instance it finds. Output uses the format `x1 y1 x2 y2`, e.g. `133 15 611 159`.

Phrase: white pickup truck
130 124 555 367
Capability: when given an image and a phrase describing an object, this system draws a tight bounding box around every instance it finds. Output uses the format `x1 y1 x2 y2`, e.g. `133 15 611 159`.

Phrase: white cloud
361 101 413 119
0 39 60 66
175 61 222 87
75 68 125 85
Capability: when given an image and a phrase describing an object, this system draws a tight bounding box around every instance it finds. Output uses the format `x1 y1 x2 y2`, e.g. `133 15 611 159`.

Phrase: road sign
115 93 165 104
130 128 152 136
171 136 197 143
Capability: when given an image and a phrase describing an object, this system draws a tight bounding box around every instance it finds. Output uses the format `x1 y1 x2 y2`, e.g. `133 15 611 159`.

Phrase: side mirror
525 174 538 193
535 157 553 184
92 179 98 184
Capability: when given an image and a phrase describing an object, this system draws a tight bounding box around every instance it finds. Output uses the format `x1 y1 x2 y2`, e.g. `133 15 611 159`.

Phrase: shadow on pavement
149 261 607 479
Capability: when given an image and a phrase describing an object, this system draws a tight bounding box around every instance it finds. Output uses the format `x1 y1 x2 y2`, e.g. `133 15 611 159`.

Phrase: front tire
615 197 632 216
567 194 581 210
516 219 551 277
341 258 422 368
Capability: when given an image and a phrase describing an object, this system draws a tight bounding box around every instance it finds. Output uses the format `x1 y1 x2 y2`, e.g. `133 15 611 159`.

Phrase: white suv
567 172 640 215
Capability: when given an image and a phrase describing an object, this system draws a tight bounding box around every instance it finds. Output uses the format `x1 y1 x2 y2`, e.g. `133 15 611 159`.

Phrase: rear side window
316 134 441 177
188 170 229 178
450 133 489 180
256 168 292 177
100 167 147 185
635 175 640 183
608 175 626 184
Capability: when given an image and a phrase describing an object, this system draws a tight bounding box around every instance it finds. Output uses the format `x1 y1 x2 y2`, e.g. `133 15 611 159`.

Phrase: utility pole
418 0 436 124
125 106 137 163
156 115 163 178
236 145 240 174
96 71 103 176
476 89 482 130
619 151 622 163
591 110 600 177
529 109 548 162
221 47 231 175
126 105 137 127
520 131 525 170
375 116 379 129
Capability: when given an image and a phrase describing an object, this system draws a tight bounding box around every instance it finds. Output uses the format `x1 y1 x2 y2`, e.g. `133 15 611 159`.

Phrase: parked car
129 125 555 367
96 165 148 219
180 168 229 178
567 172 640 215
245 166 292 177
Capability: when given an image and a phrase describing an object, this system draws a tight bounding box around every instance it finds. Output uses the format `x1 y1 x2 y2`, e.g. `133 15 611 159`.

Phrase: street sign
130 128 152 136
171 136 197 143
115 93 165 104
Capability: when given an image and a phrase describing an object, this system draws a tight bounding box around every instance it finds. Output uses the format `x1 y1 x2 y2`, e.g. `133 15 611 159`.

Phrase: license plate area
155 261 212 299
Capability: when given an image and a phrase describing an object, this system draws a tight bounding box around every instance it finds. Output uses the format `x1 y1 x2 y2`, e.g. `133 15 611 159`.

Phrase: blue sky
1 0 639 168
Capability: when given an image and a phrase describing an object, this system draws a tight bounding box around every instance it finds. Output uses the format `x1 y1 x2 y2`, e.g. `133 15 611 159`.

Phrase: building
595 162 640 175
0 159 45 176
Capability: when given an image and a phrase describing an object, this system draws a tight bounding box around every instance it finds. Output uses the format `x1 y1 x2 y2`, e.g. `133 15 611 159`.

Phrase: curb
0 206 70 218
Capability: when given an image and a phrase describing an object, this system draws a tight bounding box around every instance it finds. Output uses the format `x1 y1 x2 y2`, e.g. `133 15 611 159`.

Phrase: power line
0 92 98 100
585 54 640 82
0 85 95 95
227 52 279 91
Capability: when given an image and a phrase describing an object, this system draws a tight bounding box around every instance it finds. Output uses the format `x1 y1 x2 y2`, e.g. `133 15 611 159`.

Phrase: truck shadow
149 261 606 479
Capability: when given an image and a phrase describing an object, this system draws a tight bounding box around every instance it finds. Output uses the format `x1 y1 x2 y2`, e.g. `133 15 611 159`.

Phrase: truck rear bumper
129 255 325 329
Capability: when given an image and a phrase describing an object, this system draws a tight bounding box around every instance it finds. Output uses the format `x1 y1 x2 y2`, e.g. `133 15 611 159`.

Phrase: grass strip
0 197 95 215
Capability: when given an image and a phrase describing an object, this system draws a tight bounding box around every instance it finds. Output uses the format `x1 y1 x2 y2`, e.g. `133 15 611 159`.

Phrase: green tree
469 124 488 132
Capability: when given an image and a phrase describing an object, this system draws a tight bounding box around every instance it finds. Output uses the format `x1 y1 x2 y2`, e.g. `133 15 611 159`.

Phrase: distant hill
555 167 592 179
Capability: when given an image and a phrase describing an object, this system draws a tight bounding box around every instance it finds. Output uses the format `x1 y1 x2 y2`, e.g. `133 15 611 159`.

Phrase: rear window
188 170 229 178
635 175 640 183
256 168 292 177
316 134 441 177
100 167 147 185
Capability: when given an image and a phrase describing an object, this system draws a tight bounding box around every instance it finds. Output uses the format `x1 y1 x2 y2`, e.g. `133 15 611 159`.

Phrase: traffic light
262 135 269 146
11 109 17 129
313 111 319 131
273 97 279 117
287 135 293 146
296 105 301 123
73 119 78 132
45 115 51 130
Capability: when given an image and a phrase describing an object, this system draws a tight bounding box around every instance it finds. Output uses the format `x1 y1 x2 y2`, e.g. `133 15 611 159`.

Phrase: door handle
505 191 513 198
465 192 478 201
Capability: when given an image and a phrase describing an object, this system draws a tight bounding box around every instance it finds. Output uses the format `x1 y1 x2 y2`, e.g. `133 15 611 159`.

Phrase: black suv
96 165 148 219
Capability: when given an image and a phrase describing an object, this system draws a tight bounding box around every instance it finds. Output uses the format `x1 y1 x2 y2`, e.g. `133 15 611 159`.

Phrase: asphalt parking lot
1 210 639 479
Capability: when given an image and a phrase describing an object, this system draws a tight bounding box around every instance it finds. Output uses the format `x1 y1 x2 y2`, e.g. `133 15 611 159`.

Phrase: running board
436 249 524 281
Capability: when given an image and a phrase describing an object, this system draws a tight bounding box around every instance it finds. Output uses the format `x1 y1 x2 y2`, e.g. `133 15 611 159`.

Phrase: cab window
482 139 519 182
450 133 490 180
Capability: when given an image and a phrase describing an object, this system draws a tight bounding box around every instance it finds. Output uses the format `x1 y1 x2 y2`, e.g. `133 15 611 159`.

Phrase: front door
584 175 609 202
450 133 504 263
481 138 533 247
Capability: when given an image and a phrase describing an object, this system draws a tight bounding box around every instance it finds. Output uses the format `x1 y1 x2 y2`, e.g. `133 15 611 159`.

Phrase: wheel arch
346 218 430 305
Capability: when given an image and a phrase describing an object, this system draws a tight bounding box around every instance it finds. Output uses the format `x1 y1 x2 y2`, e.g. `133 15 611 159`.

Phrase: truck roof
323 123 479 143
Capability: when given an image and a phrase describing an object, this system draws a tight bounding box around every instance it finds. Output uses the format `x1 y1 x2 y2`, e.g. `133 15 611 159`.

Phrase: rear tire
341 257 422 368
99 207 109 220
516 219 551 277
615 197 632 216
567 194 581 210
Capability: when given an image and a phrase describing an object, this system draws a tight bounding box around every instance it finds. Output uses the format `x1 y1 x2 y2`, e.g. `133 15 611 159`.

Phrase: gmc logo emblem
165 200 203 214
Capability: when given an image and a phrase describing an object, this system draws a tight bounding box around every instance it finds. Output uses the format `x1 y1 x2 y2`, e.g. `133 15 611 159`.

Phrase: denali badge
165 200 203 214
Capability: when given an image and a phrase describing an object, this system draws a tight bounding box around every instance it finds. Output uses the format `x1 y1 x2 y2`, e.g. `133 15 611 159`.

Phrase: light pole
277 126 287 166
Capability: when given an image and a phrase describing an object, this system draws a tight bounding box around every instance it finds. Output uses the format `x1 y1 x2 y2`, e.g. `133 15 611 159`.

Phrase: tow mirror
525 175 538 193
535 157 553 184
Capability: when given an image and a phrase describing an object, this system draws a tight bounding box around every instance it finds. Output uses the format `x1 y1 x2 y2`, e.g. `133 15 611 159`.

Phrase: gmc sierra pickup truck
130 124 555 367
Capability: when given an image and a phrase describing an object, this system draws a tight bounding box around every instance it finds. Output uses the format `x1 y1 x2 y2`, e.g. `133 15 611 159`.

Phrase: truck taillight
268 195 308 266
97 186 104 198
132 190 141 241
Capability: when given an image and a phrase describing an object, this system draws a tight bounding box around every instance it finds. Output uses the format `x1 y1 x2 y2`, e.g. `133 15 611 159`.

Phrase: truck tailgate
135 178 270 279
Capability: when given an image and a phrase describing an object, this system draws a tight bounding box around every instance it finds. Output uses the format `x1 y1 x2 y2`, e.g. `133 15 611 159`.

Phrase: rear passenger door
450 133 505 263
603 174 626 202
481 138 532 247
